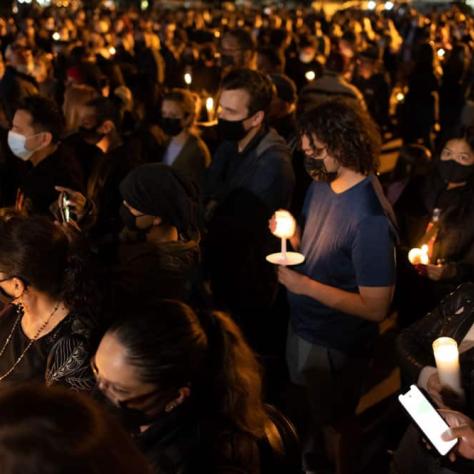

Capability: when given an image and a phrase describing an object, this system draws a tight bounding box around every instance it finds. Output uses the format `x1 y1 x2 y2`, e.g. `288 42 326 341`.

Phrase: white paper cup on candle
432 337 463 396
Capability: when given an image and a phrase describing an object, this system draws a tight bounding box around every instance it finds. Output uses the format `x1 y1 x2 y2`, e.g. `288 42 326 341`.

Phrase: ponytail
197 311 268 439
109 302 267 440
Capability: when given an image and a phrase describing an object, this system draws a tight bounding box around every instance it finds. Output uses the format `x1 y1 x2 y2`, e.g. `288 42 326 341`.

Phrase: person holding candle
397 282 474 413
395 126 474 325
393 282 474 473
276 99 397 472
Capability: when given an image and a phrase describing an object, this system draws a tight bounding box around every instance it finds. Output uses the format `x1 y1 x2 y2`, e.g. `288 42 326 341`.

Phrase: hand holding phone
399 385 458 456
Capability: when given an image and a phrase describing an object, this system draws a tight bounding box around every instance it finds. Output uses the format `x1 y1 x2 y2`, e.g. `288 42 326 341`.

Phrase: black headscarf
119 164 199 239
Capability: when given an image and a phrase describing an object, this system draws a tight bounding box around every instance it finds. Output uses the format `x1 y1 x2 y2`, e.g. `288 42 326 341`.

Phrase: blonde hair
162 88 201 128
63 84 98 133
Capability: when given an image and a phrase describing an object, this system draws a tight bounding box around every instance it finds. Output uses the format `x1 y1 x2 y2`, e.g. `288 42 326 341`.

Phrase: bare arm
278 267 394 322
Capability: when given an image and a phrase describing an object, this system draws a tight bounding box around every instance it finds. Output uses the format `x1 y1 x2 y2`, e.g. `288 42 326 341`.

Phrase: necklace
0 302 61 382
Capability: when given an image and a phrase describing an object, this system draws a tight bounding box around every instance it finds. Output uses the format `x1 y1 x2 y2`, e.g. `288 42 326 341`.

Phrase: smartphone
398 385 458 456
59 193 71 223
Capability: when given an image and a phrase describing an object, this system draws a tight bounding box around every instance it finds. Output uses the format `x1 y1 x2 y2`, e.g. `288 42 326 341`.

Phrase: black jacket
397 282 474 417
136 403 261 474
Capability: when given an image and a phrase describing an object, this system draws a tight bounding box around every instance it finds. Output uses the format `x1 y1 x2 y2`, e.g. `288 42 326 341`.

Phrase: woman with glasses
92 300 269 474
395 126 474 325
0 213 98 389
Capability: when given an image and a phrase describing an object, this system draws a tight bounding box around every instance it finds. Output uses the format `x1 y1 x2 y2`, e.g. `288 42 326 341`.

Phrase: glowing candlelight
432 337 463 396
206 97 214 119
408 244 429 265
266 210 305 266
305 70 316 82
184 73 192 86
396 92 405 102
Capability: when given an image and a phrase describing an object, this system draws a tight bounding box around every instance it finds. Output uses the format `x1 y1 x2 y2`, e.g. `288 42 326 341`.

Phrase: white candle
206 97 214 120
266 210 305 266
432 337 463 395
273 210 296 260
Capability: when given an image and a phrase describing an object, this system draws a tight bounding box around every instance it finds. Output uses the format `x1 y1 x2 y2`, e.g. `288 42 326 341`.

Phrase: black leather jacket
397 282 474 417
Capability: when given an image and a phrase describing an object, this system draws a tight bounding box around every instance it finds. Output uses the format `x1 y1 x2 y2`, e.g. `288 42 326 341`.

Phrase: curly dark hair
297 99 381 175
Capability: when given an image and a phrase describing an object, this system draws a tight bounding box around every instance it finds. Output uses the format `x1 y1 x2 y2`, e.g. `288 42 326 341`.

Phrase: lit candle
184 73 192 86
408 244 429 265
266 210 305 266
305 70 316 82
432 337 463 396
206 97 214 120
273 210 296 259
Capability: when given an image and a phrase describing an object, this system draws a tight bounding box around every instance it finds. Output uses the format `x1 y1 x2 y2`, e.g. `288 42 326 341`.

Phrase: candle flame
408 244 429 265
206 97 214 113
273 210 296 239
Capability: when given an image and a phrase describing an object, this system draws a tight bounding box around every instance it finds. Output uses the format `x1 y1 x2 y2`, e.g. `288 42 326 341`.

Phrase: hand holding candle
432 337 464 397
266 210 304 266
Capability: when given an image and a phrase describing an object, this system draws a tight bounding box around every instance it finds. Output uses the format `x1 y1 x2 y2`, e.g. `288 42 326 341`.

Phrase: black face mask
94 389 159 433
438 160 474 184
304 155 338 182
78 125 105 144
117 401 157 432
220 54 235 67
119 204 154 234
160 117 184 137
217 117 249 142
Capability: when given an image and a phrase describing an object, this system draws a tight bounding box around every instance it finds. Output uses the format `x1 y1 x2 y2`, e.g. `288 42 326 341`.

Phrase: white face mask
7 130 40 161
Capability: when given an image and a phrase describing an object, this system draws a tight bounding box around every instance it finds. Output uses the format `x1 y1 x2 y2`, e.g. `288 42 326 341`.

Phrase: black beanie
119 163 199 238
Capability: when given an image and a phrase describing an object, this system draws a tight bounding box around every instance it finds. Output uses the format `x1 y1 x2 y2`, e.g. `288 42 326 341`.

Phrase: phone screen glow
399 385 457 456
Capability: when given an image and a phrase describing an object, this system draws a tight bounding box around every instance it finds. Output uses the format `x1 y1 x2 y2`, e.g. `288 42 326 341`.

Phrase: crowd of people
0 1 473 473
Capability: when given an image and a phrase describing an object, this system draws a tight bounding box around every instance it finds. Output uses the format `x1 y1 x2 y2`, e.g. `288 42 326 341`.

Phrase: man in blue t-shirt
276 99 396 471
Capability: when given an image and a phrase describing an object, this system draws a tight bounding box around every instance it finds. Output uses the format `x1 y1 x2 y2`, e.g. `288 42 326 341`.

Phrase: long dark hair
109 300 268 439
0 214 98 316
0 383 152 474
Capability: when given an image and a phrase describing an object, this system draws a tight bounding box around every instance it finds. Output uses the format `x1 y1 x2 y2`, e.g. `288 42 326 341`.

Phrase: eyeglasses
91 356 159 404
